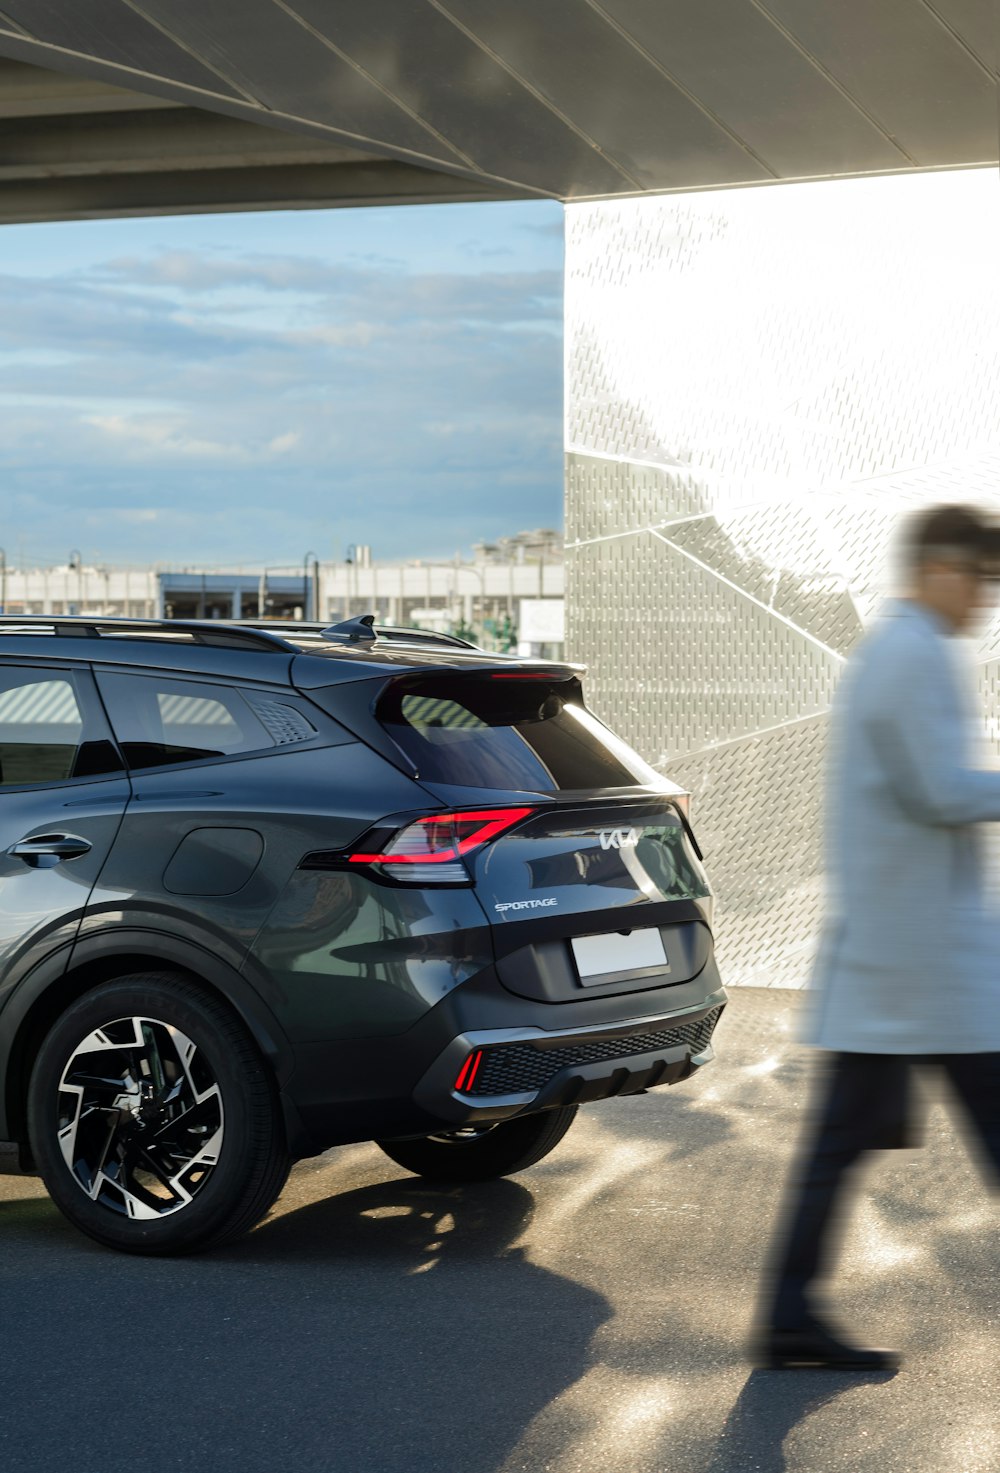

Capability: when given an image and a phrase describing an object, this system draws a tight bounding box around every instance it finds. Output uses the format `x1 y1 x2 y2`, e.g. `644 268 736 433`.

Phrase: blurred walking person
758 503 1000 1370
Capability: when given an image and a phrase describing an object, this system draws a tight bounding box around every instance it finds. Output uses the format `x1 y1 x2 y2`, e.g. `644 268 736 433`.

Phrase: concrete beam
0 158 525 223
0 108 376 180
0 57 181 117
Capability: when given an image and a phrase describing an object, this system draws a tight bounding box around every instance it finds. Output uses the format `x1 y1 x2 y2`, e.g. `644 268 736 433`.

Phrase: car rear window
377 675 660 791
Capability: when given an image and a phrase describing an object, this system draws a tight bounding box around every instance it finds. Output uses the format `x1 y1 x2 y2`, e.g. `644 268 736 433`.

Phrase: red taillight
455 1050 484 1092
349 807 534 883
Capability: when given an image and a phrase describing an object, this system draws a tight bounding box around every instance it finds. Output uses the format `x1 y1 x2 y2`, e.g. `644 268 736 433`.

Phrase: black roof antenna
320 612 377 645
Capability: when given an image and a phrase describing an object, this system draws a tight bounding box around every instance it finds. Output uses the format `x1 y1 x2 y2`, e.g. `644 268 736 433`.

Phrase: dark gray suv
0 614 725 1254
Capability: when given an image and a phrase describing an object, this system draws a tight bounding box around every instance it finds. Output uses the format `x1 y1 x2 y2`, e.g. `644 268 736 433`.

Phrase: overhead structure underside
0 0 997 223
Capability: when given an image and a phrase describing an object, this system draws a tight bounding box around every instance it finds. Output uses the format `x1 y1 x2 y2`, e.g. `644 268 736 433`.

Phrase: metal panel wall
565 170 1000 985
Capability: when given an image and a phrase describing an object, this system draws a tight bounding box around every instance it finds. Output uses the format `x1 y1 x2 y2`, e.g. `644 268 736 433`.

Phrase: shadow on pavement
590 1090 736 1157
0 1176 612 1473
228 1171 536 1264
703 1367 898 1473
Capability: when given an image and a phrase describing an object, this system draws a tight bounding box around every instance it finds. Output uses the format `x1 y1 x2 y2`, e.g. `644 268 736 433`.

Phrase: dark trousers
768 1051 1000 1329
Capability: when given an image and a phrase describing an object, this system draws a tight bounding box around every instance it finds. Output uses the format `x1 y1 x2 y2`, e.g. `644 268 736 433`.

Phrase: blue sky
0 199 564 567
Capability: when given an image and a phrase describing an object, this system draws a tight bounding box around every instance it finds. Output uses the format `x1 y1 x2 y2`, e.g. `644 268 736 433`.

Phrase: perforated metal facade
565 169 1000 986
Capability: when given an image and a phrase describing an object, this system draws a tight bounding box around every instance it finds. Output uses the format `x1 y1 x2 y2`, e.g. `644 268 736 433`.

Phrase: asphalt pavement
1 987 996 1473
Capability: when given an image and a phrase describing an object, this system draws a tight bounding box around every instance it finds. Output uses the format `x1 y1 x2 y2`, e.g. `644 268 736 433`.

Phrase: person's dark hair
905 504 999 575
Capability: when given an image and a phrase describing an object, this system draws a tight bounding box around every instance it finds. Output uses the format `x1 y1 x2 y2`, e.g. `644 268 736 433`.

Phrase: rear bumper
281 960 726 1154
412 991 726 1126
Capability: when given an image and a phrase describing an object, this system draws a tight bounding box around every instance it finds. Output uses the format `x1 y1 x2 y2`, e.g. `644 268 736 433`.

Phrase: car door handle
8 834 93 868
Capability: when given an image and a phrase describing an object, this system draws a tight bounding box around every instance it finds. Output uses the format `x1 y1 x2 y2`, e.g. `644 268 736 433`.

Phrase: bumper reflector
454 1049 484 1093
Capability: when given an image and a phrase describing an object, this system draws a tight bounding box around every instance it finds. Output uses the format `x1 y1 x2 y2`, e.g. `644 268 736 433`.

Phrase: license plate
571 928 669 985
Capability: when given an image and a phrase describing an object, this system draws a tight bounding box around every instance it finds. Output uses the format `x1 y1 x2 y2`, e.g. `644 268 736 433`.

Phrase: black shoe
756 1318 900 1371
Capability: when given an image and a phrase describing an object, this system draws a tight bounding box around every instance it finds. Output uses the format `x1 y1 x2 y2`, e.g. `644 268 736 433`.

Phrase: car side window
0 666 121 787
95 672 274 771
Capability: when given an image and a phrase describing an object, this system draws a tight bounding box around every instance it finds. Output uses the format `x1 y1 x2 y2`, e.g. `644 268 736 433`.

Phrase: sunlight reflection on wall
565 169 1000 986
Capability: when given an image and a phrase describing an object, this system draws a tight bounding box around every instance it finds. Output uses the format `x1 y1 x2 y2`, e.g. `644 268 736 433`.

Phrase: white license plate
571 928 669 985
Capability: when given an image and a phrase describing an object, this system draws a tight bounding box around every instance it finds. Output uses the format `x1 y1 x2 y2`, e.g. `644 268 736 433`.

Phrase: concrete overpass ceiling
0 55 523 223
0 0 996 223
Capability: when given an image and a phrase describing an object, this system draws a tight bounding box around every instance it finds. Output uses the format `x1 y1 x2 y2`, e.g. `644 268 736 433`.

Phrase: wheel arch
1 931 295 1156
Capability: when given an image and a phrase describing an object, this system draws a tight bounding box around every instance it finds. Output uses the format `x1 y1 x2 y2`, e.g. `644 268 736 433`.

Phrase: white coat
807 599 1000 1053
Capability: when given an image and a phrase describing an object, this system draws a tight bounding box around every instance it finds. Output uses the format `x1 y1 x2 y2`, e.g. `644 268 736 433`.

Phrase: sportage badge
494 897 558 913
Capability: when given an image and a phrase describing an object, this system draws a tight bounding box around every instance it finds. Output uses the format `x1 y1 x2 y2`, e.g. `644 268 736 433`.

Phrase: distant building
0 534 565 658
0 564 158 619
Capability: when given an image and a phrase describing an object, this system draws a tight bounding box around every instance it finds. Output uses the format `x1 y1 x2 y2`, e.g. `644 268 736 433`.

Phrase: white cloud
267 431 300 454
0 206 563 564
100 250 335 294
293 323 380 349
82 413 250 462
83 507 162 527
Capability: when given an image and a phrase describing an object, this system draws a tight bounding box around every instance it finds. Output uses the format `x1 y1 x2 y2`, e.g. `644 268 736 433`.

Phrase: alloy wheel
56 1016 224 1220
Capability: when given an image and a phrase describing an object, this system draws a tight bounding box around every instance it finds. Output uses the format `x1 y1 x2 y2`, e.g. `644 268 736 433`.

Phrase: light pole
450 556 486 639
68 549 82 614
458 561 485 642
302 550 319 621
345 544 356 619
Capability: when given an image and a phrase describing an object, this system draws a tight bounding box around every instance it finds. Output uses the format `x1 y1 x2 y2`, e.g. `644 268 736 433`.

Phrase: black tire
27 972 290 1255
376 1106 578 1182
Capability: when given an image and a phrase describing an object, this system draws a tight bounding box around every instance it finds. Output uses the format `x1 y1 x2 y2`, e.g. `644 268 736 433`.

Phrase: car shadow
1 1176 613 1473
226 1171 551 1262
212 1177 614 1473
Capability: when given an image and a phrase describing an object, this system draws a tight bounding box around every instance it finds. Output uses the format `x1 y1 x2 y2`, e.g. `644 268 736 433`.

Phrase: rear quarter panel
78 742 428 1029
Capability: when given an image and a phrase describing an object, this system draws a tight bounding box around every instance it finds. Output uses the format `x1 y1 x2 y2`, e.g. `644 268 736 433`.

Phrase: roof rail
0 615 293 653
374 625 478 650
241 615 480 651
0 614 481 655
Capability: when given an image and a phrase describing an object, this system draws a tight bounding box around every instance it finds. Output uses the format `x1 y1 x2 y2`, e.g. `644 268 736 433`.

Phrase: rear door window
377 675 660 791
0 665 122 786
95 672 274 770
